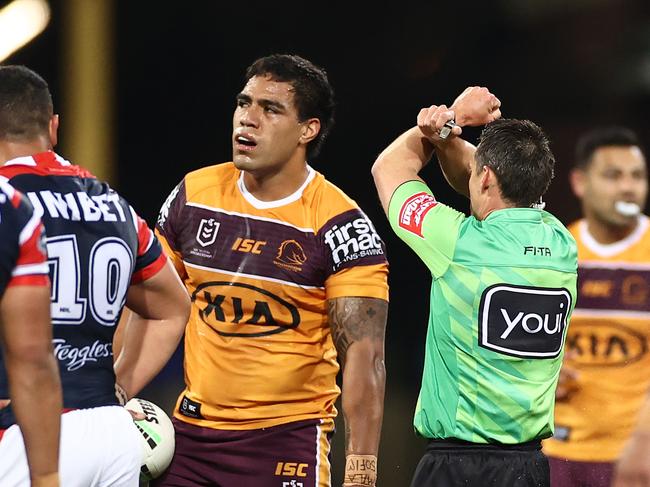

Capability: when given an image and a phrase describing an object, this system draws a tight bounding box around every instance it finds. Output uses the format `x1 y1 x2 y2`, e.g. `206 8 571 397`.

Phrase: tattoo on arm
328 297 388 368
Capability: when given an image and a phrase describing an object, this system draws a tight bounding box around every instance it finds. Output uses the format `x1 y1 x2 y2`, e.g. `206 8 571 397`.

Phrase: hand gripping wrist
342 454 377 487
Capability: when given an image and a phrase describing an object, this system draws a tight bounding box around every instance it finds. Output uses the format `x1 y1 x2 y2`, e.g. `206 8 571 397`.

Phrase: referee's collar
483 207 543 222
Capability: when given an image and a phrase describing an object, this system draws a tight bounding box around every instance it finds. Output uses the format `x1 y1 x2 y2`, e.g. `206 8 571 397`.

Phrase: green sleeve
387 180 465 277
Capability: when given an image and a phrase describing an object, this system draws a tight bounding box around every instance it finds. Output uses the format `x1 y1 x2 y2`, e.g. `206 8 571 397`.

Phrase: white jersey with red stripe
0 151 166 428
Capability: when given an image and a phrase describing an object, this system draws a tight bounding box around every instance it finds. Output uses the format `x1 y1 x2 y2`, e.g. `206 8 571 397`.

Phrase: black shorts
410 439 549 487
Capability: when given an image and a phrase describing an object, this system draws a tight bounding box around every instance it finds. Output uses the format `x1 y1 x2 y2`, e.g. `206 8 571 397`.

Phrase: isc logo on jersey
323 215 383 271
479 284 572 358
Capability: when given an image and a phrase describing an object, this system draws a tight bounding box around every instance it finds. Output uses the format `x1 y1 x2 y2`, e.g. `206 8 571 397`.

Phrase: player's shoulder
566 218 582 239
305 170 367 227
0 180 36 235
310 171 357 204
183 162 238 200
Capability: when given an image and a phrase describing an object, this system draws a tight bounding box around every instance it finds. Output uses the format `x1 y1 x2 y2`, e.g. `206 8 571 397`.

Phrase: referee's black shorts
410 438 549 487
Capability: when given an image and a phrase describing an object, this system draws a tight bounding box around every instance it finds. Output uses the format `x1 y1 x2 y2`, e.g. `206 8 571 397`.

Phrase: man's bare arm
0 284 61 487
329 296 387 487
372 87 501 212
113 260 190 400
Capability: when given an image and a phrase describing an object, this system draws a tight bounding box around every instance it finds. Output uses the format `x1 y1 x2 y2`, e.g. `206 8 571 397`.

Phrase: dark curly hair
244 54 335 160
574 126 641 170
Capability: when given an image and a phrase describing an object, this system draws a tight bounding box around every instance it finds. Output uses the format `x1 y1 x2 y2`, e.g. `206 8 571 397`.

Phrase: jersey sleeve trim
325 263 389 301
12 262 49 277
131 253 167 284
326 282 389 301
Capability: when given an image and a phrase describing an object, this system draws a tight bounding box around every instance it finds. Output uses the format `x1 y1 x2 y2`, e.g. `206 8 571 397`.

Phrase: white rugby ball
125 397 175 481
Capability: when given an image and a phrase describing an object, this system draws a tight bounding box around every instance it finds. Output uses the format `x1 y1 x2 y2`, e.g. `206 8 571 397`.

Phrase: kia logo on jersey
478 284 572 359
196 218 220 247
192 281 301 337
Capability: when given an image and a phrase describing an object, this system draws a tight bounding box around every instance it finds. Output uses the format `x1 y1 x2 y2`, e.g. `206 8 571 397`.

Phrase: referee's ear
48 114 60 148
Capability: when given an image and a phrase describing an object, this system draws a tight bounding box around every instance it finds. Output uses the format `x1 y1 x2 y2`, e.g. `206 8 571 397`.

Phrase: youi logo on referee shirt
478 284 572 358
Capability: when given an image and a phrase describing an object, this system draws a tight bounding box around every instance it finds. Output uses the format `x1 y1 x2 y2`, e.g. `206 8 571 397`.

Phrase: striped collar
5 151 71 168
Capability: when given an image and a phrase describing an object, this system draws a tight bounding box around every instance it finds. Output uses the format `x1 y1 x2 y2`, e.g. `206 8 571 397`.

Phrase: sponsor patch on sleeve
398 192 438 237
322 209 386 273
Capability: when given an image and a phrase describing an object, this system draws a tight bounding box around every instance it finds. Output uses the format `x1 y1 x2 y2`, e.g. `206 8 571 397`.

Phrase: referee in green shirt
372 87 577 487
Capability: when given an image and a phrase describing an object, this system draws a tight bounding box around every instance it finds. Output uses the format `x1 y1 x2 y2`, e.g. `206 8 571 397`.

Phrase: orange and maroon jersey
544 216 650 461
156 162 389 430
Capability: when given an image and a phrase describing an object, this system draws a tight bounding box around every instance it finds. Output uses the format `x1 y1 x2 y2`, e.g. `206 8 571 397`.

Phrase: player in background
153 54 389 487
372 88 577 487
543 127 650 487
0 65 190 486
0 180 61 487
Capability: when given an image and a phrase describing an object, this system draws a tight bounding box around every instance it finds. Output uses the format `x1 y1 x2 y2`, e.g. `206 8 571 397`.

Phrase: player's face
232 76 307 174
576 146 648 227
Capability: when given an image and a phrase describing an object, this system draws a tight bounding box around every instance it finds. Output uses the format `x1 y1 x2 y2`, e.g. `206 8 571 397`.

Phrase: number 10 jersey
0 151 166 428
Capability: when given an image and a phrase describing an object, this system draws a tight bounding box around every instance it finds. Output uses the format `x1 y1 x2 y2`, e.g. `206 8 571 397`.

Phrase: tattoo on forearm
328 297 387 368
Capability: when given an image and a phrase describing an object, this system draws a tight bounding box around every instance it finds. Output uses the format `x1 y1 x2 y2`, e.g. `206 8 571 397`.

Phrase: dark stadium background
6 0 650 484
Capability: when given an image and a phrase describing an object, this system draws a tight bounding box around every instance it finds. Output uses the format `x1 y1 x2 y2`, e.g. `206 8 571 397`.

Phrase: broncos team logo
274 239 307 272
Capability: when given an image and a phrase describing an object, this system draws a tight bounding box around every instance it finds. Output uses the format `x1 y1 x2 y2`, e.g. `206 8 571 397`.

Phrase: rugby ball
125 398 175 481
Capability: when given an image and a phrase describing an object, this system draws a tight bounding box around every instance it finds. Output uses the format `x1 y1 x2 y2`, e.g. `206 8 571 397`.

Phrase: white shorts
0 405 141 487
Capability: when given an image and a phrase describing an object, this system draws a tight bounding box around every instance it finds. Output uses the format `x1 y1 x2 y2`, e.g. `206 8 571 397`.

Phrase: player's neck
242 159 310 202
585 217 639 245
0 138 52 165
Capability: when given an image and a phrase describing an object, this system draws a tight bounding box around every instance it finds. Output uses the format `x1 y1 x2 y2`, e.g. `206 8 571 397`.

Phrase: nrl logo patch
196 218 220 247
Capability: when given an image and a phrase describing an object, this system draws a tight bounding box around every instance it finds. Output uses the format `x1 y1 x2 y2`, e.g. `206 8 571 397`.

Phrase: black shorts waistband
426 438 542 452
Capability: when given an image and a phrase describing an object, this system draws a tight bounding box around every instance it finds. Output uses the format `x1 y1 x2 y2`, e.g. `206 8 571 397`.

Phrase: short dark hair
574 126 642 169
475 118 555 208
0 65 53 141
244 54 335 160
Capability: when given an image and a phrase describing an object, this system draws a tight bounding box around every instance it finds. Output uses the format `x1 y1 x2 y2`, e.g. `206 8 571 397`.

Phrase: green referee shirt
389 180 578 444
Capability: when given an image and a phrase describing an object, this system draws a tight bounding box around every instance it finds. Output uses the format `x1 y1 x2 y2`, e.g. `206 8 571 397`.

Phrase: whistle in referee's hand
439 120 457 140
